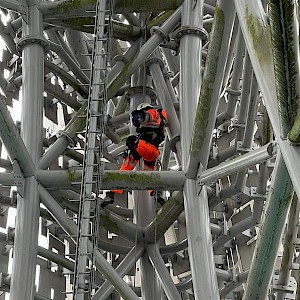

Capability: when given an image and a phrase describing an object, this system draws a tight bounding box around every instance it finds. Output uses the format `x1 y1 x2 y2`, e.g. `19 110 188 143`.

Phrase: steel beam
147 244 181 300
10 4 44 299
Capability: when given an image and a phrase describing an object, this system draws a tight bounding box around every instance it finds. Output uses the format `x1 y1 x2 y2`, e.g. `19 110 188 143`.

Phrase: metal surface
0 0 299 299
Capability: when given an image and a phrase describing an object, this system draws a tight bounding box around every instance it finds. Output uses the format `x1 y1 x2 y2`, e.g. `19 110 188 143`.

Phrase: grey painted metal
234 0 300 200
216 28 244 127
186 0 236 177
180 1 233 299
92 244 144 300
108 6 181 100
48 41 90 85
65 29 91 78
0 0 19 12
147 244 181 300
243 153 294 300
39 184 141 300
0 172 15 186
38 246 74 272
200 142 274 185
276 195 300 300
148 51 182 160
10 4 44 300
0 95 35 177
39 135 70 169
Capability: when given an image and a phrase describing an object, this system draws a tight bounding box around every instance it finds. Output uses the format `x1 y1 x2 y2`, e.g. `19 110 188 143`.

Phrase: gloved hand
126 135 137 149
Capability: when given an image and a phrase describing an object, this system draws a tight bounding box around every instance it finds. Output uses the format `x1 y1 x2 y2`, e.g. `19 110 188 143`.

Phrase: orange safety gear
111 156 138 194
136 140 160 162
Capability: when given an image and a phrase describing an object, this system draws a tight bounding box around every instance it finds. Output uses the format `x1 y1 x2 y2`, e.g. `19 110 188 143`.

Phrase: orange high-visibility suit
112 105 167 194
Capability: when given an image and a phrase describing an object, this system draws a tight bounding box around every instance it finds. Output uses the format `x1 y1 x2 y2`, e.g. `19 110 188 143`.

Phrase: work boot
101 191 115 208
154 193 165 207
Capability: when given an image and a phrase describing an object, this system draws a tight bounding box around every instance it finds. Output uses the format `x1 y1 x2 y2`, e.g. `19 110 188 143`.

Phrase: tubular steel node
0 0 300 299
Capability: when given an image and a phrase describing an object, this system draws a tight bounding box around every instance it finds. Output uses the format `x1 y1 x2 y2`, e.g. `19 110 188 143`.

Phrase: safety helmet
137 102 153 111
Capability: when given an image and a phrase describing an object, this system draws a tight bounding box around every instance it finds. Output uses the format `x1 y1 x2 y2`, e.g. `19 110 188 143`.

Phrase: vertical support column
10 3 44 300
178 0 220 299
129 57 161 299
243 153 293 300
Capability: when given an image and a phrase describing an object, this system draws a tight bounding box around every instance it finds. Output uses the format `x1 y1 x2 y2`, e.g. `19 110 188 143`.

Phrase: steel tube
243 153 294 300
10 5 44 300
0 95 35 177
147 244 181 300
108 6 181 100
276 195 299 300
92 245 144 300
200 143 274 185
0 0 19 12
39 184 141 300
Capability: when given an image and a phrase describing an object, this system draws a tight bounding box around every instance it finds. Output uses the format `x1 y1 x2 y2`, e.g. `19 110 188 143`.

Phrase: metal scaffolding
0 0 299 299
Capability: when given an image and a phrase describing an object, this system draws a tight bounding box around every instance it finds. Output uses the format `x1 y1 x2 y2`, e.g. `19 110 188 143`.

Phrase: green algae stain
100 214 119 234
245 8 272 66
189 6 224 157
103 171 161 188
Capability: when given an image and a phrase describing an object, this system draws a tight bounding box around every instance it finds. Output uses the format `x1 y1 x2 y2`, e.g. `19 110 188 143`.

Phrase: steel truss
0 0 299 299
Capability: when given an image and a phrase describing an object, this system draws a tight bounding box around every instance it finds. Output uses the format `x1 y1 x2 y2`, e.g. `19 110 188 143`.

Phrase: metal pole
243 153 294 300
92 245 144 300
38 184 141 300
147 244 181 300
10 3 44 299
276 195 300 300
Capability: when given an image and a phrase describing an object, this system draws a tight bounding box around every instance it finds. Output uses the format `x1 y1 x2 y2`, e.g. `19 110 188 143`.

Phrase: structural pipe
0 0 19 12
100 209 143 243
107 6 181 100
0 95 35 177
233 0 300 203
148 52 182 159
92 245 144 300
39 184 140 300
243 153 294 300
44 60 89 98
48 41 89 85
276 195 300 300
36 142 273 192
44 81 82 110
144 191 184 242
147 244 181 300
38 135 70 170
41 41 140 170
186 0 236 178
65 29 91 78
0 172 15 186
180 2 234 299
10 4 44 299
200 142 274 185
215 28 244 127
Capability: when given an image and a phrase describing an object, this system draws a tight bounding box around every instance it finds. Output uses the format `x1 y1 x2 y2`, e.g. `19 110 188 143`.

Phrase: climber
101 102 167 207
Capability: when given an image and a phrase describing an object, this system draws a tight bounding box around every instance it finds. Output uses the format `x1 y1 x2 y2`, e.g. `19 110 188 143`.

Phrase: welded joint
124 86 157 101
12 160 24 197
146 57 165 73
236 141 253 153
16 35 50 52
112 55 129 65
173 26 208 43
150 26 170 45
56 130 76 147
